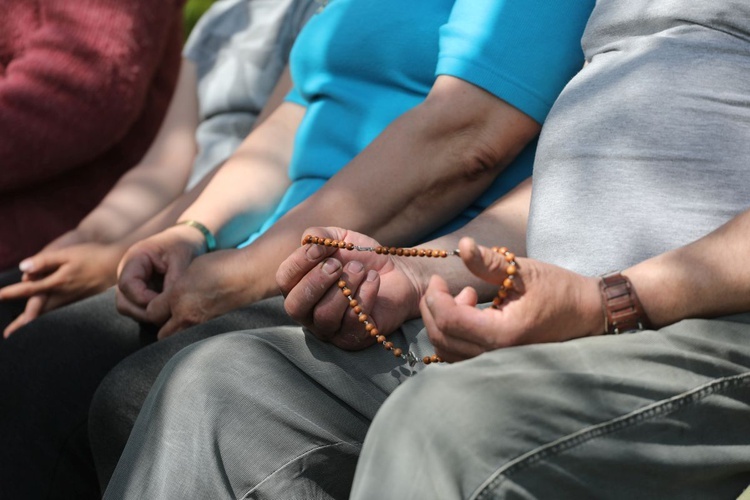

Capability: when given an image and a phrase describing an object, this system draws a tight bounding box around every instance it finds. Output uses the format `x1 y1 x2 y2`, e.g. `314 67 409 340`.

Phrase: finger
23 294 47 319
330 269 381 351
2 294 45 337
144 291 172 327
118 255 160 307
458 237 512 284
40 292 75 314
156 315 181 340
277 231 340 296
4 314 29 338
160 254 188 293
423 309 487 363
312 260 367 339
115 287 153 323
454 286 479 307
431 294 509 351
18 251 67 278
419 275 453 354
0 274 59 300
283 257 343 326
421 276 488 361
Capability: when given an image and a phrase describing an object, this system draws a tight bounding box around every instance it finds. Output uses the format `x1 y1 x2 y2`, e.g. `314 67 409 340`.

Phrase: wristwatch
599 272 652 335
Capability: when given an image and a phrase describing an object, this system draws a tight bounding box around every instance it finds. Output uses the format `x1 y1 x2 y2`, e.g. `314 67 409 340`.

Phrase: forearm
408 177 531 300
177 102 302 248
174 76 538 307
246 177 533 312
624 208 750 328
297 76 539 245
75 60 200 243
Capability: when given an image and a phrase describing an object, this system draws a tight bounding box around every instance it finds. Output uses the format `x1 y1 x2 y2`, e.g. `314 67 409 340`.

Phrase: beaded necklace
302 235 519 366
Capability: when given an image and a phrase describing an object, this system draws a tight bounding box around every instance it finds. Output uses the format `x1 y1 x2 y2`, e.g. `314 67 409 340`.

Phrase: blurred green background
184 0 217 38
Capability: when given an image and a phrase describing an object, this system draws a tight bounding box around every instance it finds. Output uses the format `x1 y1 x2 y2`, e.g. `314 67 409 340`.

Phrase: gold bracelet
176 220 217 253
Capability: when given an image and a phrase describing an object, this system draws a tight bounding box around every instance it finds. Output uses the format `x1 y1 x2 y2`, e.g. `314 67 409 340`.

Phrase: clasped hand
0 231 123 337
115 225 246 339
277 227 423 350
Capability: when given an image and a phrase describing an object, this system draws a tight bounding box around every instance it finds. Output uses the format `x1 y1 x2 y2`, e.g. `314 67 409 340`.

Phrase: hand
115 225 206 324
277 227 423 350
1 242 123 337
420 237 604 362
147 249 255 339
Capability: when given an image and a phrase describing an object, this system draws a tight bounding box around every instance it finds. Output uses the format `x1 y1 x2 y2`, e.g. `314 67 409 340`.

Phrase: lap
354 316 750 499
0 288 148 499
104 317 432 499
88 295 298 487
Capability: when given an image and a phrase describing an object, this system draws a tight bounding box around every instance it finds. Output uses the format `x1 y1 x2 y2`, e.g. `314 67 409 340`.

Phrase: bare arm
422 207 750 361
229 76 539 303
123 76 539 336
175 99 302 248
73 59 199 244
277 178 532 348
1 63 296 336
625 207 750 327
116 66 297 251
296 75 538 244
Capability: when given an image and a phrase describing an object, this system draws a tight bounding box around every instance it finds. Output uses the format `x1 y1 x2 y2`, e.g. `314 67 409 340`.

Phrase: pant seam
238 441 361 500
471 371 750 500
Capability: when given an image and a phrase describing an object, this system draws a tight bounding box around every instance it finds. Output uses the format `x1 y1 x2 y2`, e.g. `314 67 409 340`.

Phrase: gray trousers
104 314 750 499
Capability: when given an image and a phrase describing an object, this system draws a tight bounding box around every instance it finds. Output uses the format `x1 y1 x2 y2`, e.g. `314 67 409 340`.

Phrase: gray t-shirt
527 0 750 276
183 0 316 188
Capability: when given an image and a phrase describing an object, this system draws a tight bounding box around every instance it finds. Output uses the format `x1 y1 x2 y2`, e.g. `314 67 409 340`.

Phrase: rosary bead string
303 235 520 366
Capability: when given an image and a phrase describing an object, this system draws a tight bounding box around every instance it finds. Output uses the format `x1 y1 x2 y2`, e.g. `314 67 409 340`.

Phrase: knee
145 332 280 410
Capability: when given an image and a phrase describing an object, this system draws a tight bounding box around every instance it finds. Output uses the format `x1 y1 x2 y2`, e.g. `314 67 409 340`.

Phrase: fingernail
19 260 33 272
366 270 378 282
322 259 341 275
306 244 324 260
345 261 364 273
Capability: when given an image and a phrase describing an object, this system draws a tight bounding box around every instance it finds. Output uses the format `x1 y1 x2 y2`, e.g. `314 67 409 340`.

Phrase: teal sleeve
437 0 594 124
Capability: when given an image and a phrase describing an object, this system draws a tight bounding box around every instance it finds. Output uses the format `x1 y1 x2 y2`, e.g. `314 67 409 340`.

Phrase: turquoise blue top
240 0 594 247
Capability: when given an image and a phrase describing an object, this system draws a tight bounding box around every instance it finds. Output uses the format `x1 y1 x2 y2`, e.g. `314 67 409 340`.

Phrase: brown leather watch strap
599 272 652 335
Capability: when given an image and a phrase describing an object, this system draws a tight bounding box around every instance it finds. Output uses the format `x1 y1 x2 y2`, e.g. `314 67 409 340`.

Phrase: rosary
302 235 519 366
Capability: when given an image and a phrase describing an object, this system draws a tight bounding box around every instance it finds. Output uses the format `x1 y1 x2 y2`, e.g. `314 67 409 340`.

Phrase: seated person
0 0 185 288
101 0 750 498
0 0 594 497
0 0 317 336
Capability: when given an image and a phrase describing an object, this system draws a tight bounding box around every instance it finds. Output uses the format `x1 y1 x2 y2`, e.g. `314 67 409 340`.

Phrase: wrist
165 223 213 257
598 272 653 335
580 275 608 336
175 220 217 254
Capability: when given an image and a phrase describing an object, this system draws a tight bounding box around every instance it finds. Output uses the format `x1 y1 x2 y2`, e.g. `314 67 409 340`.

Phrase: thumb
458 237 517 285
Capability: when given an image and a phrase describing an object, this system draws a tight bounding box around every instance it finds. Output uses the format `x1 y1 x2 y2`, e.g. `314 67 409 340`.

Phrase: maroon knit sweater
0 0 185 270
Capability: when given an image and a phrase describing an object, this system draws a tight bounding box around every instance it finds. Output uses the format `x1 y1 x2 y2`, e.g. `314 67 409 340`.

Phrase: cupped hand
1 242 124 337
115 225 206 324
420 237 604 362
276 227 423 351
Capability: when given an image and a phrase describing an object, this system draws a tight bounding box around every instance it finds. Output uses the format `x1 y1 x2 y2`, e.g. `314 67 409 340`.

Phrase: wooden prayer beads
303 235 520 366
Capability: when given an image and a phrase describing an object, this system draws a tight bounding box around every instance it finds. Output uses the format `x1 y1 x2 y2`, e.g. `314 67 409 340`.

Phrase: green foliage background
184 0 216 38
